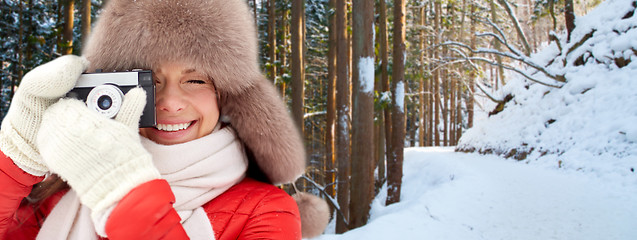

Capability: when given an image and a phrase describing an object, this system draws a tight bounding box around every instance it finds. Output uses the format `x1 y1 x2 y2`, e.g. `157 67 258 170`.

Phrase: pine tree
387 0 406 206
350 0 375 228
334 0 351 233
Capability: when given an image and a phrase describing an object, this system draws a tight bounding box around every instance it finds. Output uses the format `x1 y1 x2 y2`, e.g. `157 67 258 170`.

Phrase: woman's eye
186 79 207 84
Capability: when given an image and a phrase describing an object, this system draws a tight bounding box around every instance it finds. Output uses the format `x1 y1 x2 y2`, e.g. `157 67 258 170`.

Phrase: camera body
67 70 156 128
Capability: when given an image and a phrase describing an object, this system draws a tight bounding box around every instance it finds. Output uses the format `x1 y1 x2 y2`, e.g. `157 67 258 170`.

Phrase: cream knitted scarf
37 127 248 239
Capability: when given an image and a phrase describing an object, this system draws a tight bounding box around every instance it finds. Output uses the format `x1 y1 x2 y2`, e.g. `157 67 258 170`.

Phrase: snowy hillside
457 0 637 177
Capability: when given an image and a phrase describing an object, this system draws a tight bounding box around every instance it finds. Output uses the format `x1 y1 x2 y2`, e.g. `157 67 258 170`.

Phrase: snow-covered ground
313 0 636 239
314 148 637 240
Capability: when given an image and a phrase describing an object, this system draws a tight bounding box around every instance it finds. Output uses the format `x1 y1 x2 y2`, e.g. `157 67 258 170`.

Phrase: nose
155 83 186 113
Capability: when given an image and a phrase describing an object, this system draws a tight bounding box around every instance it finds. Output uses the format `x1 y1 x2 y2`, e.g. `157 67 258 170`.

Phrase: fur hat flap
222 78 306 184
293 192 331 238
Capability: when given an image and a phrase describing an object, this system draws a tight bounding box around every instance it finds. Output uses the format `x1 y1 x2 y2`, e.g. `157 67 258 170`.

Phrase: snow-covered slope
457 0 637 178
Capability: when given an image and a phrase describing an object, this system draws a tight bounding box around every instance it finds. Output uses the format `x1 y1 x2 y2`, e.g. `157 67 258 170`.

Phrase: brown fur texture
82 0 306 185
293 192 331 238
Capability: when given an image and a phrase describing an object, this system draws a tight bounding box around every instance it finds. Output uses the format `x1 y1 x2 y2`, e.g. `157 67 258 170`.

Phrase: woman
0 0 328 239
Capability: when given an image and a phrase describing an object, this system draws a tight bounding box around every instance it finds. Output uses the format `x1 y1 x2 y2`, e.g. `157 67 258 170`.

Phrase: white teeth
157 122 191 132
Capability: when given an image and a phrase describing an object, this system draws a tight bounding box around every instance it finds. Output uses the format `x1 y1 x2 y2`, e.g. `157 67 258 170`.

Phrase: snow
458 0 637 176
395 81 405 112
311 0 637 239
313 148 637 240
358 57 375 94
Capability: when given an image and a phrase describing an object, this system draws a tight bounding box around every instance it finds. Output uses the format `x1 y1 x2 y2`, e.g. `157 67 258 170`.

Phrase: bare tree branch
566 29 596 56
475 81 503 103
549 31 563 53
447 48 510 102
470 56 562 88
299 175 349 227
445 68 490 112
495 0 532 55
442 41 566 85
476 17 526 57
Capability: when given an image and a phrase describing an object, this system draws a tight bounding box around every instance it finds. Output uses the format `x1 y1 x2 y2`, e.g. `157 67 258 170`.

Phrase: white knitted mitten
37 88 160 234
0 55 89 176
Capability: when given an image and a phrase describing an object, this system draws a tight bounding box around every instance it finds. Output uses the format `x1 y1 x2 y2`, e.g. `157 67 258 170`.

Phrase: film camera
67 70 156 128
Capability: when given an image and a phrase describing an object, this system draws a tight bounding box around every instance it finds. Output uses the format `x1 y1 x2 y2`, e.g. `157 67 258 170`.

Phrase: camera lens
86 84 124 119
97 95 113 110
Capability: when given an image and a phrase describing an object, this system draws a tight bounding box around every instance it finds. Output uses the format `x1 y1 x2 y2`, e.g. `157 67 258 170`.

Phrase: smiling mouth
156 121 193 132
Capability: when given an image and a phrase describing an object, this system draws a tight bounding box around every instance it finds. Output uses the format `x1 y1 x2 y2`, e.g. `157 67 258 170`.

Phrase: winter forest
2 0 636 238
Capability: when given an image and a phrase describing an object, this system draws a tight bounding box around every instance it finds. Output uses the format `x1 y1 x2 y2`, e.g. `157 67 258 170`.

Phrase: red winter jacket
0 150 302 240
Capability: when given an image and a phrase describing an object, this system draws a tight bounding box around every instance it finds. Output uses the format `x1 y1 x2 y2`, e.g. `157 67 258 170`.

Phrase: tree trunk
14 0 24 99
375 0 389 193
387 0 405 206
564 0 576 42
56 0 63 56
409 109 417 147
456 68 463 143
252 0 258 28
490 0 505 88
24 0 34 66
62 0 75 55
375 112 385 190
325 0 337 199
468 0 476 129
291 0 305 135
268 0 277 83
418 4 426 147
350 0 375 228
455 0 465 144
433 0 441 146
450 76 456 145
81 0 91 44
279 6 289 97
446 2 454 146
426 1 433 146
335 0 351 233
379 0 392 166
442 67 448 146
374 48 385 194
548 0 557 31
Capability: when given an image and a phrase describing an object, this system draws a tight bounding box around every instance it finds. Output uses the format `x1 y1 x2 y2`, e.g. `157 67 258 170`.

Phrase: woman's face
139 61 219 145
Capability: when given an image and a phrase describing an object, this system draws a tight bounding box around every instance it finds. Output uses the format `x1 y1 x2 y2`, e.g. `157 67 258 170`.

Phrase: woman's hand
0 55 89 176
36 88 161 236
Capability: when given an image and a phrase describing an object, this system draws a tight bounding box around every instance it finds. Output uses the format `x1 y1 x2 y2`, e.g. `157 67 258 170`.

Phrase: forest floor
313 147 637 240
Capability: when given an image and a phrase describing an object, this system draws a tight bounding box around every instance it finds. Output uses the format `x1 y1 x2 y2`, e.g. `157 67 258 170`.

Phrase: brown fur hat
82 0 305 185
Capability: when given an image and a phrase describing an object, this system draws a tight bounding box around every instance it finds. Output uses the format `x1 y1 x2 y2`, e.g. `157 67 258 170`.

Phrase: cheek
194 90 218 112
192 91 220 128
